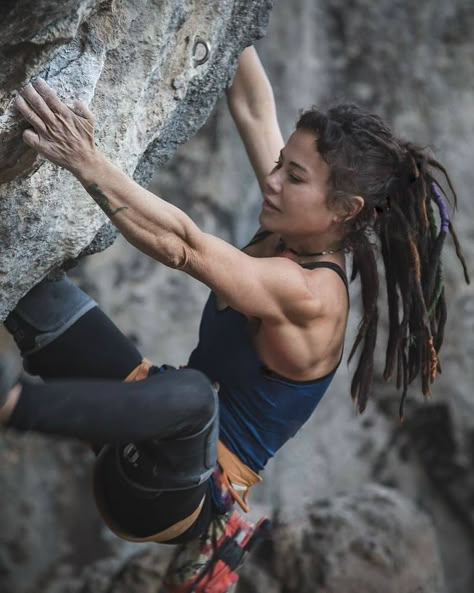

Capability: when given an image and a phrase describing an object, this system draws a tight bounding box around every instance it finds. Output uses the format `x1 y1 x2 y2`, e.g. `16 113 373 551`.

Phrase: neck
277 238 344 259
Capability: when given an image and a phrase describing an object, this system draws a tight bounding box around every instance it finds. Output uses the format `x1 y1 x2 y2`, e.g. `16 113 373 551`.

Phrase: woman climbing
0 46 468 593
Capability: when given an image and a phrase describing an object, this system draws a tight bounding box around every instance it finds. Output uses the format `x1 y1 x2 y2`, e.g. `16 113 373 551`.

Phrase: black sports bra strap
245 229 273 248
301 261 349 296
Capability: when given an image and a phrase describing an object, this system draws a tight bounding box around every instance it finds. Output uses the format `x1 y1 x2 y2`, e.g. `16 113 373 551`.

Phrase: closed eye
272 154 304 183
288 173 303 183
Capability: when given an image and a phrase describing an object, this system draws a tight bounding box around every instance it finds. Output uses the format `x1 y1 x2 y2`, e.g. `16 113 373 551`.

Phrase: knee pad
115 385 219 495
4 275 96 355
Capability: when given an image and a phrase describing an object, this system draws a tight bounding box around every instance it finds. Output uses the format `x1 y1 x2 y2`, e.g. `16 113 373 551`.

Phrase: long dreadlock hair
297 104 470 418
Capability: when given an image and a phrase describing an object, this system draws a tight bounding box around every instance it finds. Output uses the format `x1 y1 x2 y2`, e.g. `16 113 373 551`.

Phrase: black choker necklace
278 239 344 258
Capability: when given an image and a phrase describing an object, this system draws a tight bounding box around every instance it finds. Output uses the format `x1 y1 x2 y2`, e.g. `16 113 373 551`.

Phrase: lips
262 195 280 211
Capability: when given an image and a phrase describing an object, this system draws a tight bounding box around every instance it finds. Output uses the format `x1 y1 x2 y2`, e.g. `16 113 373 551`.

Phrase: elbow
167 245 189 270
158 238 195 272
130 219 201 272
156 240 188 270
130 232 189 270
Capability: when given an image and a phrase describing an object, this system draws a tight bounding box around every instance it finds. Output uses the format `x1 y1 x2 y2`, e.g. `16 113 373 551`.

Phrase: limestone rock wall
270 485 446 593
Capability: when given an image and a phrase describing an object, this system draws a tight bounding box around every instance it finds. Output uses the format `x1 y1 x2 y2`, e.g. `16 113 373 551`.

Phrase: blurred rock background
1 1 473 592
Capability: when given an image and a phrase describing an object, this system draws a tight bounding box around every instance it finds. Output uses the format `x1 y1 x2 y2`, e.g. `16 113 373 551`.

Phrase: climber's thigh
93 369 218 541
27 305 143 380
113 369 219 490
5 274 142 380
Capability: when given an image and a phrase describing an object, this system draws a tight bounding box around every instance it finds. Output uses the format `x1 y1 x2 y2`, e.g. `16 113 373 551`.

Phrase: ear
334 195 364 223
346 195 364 220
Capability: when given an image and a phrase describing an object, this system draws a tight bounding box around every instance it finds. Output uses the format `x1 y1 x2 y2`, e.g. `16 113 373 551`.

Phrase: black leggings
8 306 217 542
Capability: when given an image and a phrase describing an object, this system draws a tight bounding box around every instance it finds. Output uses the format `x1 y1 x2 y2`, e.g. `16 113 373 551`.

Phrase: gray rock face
270 485 446 593
0 0 272 318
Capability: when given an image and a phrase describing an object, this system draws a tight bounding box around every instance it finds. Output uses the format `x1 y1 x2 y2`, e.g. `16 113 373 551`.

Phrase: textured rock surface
1 1 474 593
0 0 272 318
270 485 446 593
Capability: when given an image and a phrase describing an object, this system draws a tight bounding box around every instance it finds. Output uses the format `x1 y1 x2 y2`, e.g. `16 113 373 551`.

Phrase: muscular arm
226 46 284 190
74 154 319 324
78 154 201 269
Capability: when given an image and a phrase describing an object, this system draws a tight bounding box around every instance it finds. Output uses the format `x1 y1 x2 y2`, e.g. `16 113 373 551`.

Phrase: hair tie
431 183 450 233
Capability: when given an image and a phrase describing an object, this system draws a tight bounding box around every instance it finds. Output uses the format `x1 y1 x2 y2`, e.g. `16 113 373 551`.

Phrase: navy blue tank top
188 262 348 473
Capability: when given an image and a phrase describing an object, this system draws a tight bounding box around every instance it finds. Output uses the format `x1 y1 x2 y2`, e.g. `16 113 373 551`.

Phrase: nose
265 167 282 194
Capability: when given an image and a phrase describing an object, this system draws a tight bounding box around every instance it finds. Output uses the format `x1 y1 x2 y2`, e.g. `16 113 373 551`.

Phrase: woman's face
260 128 337 239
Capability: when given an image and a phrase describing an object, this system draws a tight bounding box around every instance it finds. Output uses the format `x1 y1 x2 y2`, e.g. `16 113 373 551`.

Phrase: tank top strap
300 261 349 297
244 229 273 248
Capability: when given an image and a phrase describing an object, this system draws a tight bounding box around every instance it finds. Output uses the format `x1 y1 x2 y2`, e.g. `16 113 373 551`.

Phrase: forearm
76 151 199 268
226 47 283 189
227 47 276 120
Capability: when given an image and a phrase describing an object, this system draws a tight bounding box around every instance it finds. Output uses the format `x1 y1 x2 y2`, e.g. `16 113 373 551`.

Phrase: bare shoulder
302 262 349 318
256 262 349 379
266 259 348 327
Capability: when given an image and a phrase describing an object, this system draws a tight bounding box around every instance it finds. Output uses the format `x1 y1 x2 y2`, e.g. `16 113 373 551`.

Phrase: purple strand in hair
431 183 450 234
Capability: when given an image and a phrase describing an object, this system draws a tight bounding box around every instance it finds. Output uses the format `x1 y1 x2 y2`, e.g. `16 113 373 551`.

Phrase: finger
14 95 47 133
22 128 40 150
33 78 71 118
21 82 56 125
71 99 94 122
